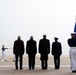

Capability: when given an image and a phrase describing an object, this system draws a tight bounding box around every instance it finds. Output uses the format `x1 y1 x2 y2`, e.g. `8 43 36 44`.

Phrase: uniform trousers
70 47 76 71
54 56 60 69
0 51 6 61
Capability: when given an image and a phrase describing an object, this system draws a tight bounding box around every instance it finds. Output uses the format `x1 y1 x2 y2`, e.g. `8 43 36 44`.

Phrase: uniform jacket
68 38 76 47
52 41 62 56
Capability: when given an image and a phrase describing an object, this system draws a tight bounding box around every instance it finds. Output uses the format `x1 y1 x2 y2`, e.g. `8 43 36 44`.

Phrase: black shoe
32 66 34 70
5 60 7 61
29 67 31 70
32 67 34 70
20 68 23 70
16 66 18 70
13 60 15 62
55 67 59 69
42 67 47 70
16 68 18 70
44 67 47 69
42 67 45 70
72 70 76 73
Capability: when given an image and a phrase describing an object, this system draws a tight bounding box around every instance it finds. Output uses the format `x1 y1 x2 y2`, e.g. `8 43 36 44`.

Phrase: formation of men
13 34 62 70
1 33 76 73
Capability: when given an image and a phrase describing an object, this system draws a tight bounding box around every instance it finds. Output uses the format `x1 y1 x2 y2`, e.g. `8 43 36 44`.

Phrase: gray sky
0 0 76 57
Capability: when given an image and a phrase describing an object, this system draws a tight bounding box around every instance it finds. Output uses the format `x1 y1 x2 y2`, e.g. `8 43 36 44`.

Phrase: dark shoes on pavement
15 67 23 70
72 70 76 73
42 67 47 70
29 67 35 70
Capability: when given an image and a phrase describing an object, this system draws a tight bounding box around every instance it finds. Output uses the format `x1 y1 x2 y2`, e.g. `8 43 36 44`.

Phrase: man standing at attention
39 35 50 70
13 36 25 70
26 36 37 70
52 37 62 69
68 33 76 73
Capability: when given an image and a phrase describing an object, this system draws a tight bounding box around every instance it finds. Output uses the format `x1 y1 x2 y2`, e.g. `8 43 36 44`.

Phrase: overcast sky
0 0 76 57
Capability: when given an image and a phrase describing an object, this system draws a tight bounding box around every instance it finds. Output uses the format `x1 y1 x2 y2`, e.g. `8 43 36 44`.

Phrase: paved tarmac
0 59 75 75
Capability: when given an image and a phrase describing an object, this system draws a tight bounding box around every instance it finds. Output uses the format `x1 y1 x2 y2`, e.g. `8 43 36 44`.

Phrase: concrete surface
0 59 75 75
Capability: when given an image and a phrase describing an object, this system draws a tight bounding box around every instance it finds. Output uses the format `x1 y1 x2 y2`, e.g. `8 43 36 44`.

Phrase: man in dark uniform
52 37 62 69
39 35 50 70
13 36 25 70
68 33 76 73
26 36 37 70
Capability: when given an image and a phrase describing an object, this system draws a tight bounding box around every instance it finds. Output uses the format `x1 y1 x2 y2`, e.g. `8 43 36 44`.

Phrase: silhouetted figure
0 45 8 61
13 36 25 70
26 36 37 70
68 33 76 73
39 35 50 70
52 37 62 69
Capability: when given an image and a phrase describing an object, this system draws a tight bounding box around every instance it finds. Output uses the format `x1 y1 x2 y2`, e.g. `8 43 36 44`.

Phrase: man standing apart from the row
39 35 50 70
0 45 8 61
26 36 37 70
52 37 62 69
68 33 76 73
13 36 25 70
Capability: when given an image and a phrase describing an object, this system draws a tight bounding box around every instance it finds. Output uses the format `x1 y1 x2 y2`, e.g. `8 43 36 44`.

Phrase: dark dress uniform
26 38 37 70
52 38 62 69
39 35 50 69
13 37 25 70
